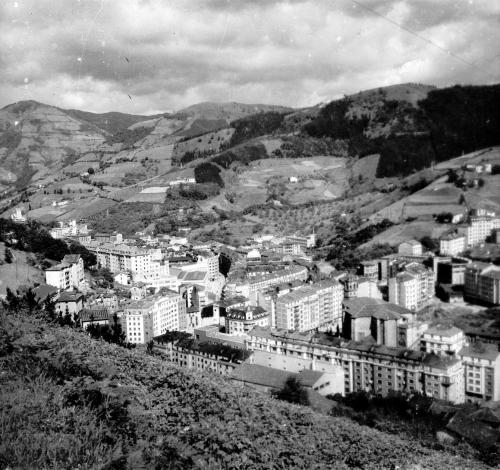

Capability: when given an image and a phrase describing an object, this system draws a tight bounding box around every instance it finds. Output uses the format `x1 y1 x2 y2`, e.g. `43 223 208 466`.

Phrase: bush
272 376 310 406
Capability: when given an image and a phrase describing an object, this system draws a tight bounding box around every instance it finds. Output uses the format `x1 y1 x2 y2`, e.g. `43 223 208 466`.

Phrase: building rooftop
440 232 465 241
230 363 293 389
459 342 500 361
178 270 208 282
57 291 84 302
425 324 463 337
400 240 421 246
422 353 461 369
62 254 81 264
175 338 252 362
33 284 58 302
45 262 70 271
226 306 268 321
296 369 324 387
124 291 178 310
80 308 112 322
216 296 249 308
343 297 410 321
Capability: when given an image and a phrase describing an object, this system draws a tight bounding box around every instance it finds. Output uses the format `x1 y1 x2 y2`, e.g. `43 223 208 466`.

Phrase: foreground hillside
0 311 490 470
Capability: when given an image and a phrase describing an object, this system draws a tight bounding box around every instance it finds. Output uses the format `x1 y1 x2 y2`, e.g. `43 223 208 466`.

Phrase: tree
4 247 13 264
44 296 57 322
273 376 310 406
3 287 19 311
87 167 95 174
62 305 73 327
420 236 439 252
23 287 40 314
446 169 458 183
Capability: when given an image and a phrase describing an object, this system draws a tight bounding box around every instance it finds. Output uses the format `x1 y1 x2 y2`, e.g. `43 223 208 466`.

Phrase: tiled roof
343 297 410 320
57 291 84 302
230 363 293 389
33 284 58 301
296 369 323 387
80 308 111 322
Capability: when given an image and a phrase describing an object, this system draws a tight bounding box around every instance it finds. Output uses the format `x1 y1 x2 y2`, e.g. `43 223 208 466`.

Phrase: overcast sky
1 0 499 114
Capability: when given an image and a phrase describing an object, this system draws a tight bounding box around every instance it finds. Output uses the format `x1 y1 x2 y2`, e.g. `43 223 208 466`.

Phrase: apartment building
274 280 343 332
224 266 308 298
439 232 466 256
436 258 469 286
420 325 466 356
398 240 423 256
85 242 152 276
463 216 500 247
225 306 270 336
388 264 434 311
45 254 85 291
154 335 251 376
123 291 181 344
458 343 500 402
247 327 465 403
464 262 500 305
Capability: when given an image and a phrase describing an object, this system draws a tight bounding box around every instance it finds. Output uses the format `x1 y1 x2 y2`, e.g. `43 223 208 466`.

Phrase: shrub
272 377 310 406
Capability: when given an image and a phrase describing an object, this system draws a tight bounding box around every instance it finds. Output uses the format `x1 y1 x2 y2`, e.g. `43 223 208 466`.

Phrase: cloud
0 0 499 114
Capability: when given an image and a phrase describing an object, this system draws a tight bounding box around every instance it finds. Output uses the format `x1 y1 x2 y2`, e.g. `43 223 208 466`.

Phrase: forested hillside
304 84 500 177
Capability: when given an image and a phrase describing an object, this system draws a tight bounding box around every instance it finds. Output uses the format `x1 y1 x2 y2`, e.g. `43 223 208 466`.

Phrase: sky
1 0 499 115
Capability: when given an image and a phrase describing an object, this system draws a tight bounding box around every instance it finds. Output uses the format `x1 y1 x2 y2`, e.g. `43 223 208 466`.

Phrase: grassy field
0 243 44 296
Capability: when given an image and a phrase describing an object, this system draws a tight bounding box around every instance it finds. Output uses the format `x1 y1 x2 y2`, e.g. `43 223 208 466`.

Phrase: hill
0 310 490 470
0 100 106 190
304 83 500 177
65 109 165 135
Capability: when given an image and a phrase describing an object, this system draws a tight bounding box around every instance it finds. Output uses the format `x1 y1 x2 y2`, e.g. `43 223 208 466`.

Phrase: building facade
458 343 500 402
123 291 181 344
45 254 85 291
464 262 500 305
388 264 434 311
246 327 465 403
440 233 466 256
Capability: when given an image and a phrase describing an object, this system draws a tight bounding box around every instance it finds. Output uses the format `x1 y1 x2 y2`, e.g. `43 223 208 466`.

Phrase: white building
464 216 500 247
123 291 181 344
458 343 500 402
274 280 343 332
225 306 270 336
440 233 466 256
45 254 85 291
388 264 434 311
420 325 465 356
85 242 152 276
398 240 423 256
